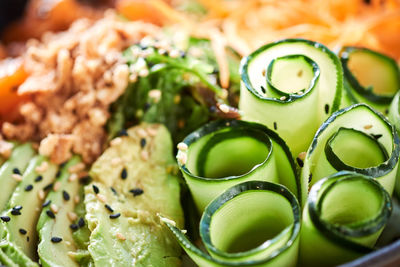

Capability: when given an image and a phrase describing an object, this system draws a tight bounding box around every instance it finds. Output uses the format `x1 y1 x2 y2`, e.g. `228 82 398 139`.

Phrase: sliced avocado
87 123 184 266
37 156 90 267
0 238 37 267
0 143 36 210
1 156 57 261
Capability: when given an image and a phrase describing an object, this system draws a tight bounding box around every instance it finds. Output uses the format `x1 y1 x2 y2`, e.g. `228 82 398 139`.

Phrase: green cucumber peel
164 180 301 267
177 119 303 211
299 171 392 267
340 46 400 112
388 91 400 198
239 38 343 156
301 103 400 195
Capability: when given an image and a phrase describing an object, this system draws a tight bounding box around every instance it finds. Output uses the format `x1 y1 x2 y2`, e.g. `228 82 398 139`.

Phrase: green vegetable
388 91 400 198
339 46 400 113
164 180 300 267
1 156 57 261
301 103 399 195
299 171 392 267
108 38 240 144
0 143 36 210
87 124 183 266
239 38 343 156
37 156 87 267
177 119 303 211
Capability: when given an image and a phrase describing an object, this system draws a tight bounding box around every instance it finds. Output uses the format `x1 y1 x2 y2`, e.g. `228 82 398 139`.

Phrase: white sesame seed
74 195 80 204
68 173 78 182
177 152 187 165
50 204 59 214
147 127 157 137
110 137 123 147
148 89 162 103
181 229 187 234
138 69 149 77
177 142 188 151
67 212 78 221
35 161 49 173
169 49 180 58
364 125 373 130
37 190 45 200
280 96 287 101
116 232 126 241
140 150 149 161
111 158 122 167
53 181 61 192
12 174 22 182
137 129 148 138
298 152 307 161
68 163 85 173
219 104 230 113
97 194 107 203
129 74 137 83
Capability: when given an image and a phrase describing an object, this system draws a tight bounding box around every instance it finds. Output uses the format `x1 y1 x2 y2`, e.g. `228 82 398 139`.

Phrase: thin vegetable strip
239 38 343 157
176 119 302 211
299 171 392 267
164 180 300 267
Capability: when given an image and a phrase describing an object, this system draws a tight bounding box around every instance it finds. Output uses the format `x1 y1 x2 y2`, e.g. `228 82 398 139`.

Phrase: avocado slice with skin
87 123 184 266
37 155 92 267
0 143 36 210
1 155 57 261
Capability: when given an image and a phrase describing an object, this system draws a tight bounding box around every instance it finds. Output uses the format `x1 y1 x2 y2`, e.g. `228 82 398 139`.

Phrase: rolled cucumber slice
340 46 400 113
301 103 399 195
177 119 302 212
164 180 301 267
388 91 400 197
299 171 392 267
239 38 343 156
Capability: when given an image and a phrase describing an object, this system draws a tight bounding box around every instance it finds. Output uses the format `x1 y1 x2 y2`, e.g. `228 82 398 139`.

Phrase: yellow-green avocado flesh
87 123 184 266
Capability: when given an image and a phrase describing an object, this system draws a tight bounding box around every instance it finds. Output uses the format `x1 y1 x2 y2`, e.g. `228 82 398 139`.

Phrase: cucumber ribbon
340 46 400 113
176 119 304 211
301 103 400 195
299 171 392 266
164 181 301 267
239 39 343 157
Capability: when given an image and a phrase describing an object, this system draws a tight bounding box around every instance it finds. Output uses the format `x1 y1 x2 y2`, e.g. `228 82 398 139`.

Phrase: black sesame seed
308 173 313 183
211 68 219 74
140 138 146 148
11 210 21 216
62 190 70 201
273 122 277 130
46 210 55 219
180 51 186 58
120 168 128 180
60 161 68 168
105 204 114 213
70 224 79 231
371 134 383 140
13 205 22 211
385 109 389 115
92 184 99 194
55 170 61 178
144 102 151 111
12 168 21 175
51 237 62 243
25 184 33 192
27 236 30 242
19 228 27 235
42 200 51 207
35 175 43 182
79 176 92 185
129 188 144 197
43 183 54 191
117 129 128 137
260 86 266 94
296 157 304 168
324 104 329 114
110 187 118 195
0 216 10 222
78 218 85 228
109 213 121 219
